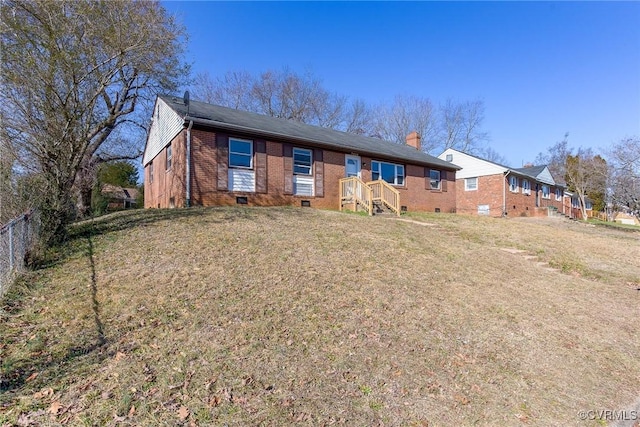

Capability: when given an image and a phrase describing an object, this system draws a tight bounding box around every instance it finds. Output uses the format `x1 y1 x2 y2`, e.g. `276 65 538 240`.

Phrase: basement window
478 204 490 215
236 196 248 205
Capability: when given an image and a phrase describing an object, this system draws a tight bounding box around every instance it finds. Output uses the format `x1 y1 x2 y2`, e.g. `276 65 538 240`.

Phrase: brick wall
457 174 564 217
456 174 504 216
144 131 186 209
145 127 457 213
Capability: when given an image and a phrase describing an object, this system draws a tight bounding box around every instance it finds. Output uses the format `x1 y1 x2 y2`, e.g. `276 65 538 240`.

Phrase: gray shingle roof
512 165 547 179
160 95 459 170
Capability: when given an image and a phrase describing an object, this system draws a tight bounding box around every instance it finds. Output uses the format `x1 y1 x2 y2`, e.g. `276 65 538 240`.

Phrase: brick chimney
406 131 421 150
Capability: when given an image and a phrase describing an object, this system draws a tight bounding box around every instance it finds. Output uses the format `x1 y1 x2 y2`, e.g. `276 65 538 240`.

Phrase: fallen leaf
48 400 62 415
114 351 126 361
454 393 470 405
177 405 189 420
128 405 136 417
25 372 39 382
33 387 54 399
209 395 221 407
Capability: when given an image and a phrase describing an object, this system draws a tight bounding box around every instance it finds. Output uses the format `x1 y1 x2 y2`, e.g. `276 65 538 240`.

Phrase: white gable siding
438 149 507 179
536 167 556 185
143 98 185 165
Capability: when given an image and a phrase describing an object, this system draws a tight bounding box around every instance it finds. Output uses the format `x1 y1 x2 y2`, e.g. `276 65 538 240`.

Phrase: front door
345 154 361 178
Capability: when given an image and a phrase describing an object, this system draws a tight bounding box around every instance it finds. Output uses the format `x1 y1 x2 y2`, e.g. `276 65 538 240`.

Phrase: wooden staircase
339 177 400 216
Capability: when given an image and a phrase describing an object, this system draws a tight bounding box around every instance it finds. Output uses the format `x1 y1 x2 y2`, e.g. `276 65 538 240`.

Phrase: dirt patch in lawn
1 207 638 426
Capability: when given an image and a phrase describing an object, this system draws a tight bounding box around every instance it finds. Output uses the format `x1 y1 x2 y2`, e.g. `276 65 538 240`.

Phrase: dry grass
1 207 639 426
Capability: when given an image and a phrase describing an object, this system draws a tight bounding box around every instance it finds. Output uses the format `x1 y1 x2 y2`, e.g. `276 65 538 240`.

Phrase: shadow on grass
0 224 108 395
0 206 285 395
31 206 266 271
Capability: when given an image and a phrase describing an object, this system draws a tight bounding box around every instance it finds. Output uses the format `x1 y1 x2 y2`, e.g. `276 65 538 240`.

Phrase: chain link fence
0 210 40 298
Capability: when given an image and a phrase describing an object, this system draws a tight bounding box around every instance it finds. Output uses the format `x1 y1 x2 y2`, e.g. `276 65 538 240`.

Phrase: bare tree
607 136 640 217
191 68 375 135
565 148 608 220
439 98 490 154
372 95 439 152
461 99 490 152
439 98 464 151
1 0 188 244
477 146 508 165
535 133 572 183
343 99 374 135
192 70 255 110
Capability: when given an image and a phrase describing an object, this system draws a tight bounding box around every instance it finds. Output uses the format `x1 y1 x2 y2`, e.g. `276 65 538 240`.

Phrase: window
465 177 478 191
293 148 312 175
478 204 490 215
430 170 441 190
149 162 154 183
509 176 518 192
446 154 453 162
542 185 550 199
585 200 592 210
229 138 253 168
166 144 172 170
555 188 562 201
522 179 530 195
371 160 404 186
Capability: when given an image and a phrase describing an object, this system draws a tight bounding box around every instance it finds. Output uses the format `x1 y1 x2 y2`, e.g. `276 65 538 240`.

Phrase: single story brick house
143 95 460 214
101 184 139 211
437 148 565 217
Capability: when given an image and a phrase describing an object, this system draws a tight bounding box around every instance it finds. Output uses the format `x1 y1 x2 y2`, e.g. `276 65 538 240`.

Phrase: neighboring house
101 184 139 211
437 149 564 217
143 95 460 214
613 212 640 226
562 190 593 220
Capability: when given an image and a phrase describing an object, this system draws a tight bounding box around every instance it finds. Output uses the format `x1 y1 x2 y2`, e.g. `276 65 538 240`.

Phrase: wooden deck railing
339 177 401 216
339 176 373 215
367 179 400 216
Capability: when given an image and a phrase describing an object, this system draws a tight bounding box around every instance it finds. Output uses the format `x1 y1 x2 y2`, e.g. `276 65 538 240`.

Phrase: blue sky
163 1 640 167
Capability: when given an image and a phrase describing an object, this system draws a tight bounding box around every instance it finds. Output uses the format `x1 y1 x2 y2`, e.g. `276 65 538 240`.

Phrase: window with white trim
542 185 550 199
522 179 530 195
446 154 453 162
229 138 253 168
555 188 562 201
166 144 172 170
465 177 478 191
509 176 518 192
293 148 312 175
430 170 441 190
372 160 404 186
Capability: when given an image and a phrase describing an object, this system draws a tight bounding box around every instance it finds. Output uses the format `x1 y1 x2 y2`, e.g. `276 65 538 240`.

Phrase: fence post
8 221 14 270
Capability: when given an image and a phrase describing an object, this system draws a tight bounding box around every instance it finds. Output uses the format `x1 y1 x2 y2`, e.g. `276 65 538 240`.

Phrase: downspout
186 120 193 207
503 170 510 217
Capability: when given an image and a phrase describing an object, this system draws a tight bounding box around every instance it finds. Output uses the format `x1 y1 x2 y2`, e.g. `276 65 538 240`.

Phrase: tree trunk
76 182 93 218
